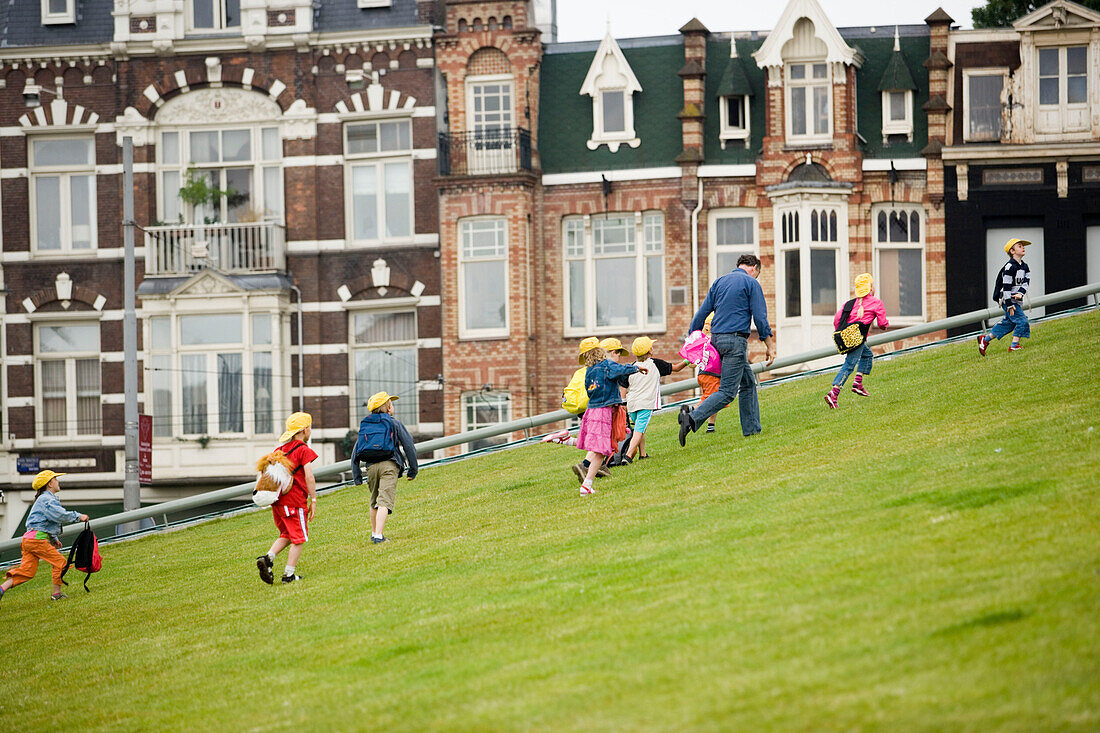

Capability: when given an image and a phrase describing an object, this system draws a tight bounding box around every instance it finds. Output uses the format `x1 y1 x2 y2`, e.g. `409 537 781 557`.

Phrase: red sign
138 414 152 486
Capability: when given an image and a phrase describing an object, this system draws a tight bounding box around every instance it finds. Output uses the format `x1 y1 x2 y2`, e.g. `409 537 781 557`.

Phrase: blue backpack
354 413 396 462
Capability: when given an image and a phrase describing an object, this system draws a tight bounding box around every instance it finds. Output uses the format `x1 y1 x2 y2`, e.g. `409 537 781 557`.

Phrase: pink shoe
851 382 869 397
824 391 838 409
541 429 570 444
977 334 989 356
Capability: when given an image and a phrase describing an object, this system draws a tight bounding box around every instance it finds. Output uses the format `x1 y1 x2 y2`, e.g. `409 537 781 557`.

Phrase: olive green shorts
367 460 399 512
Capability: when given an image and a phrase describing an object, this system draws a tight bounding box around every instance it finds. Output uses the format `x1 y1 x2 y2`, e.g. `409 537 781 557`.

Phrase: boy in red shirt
256 412 318 584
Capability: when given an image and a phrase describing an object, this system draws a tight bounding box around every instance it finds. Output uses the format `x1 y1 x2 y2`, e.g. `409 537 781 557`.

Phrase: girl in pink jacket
826 273 890 409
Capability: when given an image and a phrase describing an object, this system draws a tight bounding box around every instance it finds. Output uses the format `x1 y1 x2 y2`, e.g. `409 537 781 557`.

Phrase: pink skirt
577 406 616 456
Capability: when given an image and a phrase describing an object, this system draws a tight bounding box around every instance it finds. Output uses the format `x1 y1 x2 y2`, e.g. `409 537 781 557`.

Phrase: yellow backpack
561 367 589 415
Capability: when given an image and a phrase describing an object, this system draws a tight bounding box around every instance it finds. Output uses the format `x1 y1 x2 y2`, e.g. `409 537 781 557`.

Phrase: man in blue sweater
679 254 776 446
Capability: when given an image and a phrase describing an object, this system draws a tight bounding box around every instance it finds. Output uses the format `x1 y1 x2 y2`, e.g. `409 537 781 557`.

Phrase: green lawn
2 312 1098 731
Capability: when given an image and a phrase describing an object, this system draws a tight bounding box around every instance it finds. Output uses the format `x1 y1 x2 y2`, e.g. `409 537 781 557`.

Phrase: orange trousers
698 373 727 417
5 537 67 587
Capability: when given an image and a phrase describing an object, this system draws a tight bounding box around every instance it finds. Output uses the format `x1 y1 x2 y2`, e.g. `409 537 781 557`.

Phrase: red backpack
61 522 102 592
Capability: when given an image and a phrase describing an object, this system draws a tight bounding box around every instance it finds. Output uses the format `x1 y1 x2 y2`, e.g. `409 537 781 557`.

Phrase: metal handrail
1 282 1097 553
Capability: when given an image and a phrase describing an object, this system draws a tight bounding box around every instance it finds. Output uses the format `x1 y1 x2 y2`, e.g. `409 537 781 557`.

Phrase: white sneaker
579 484 595 495
542 429 570 444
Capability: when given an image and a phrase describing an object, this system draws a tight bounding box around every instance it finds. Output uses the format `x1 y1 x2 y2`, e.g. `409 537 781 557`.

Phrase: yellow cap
599 337 627 355
1004 237 1032 254
577 336 600 364
32 470 66 491
631 336 657 357
854 273 873 298
367 391 399 413
704 312 715 325
279 411 312 442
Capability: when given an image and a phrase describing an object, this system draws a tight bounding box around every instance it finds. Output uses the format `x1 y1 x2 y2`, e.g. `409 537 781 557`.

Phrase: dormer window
190 0 240 31
580 28 642 152
720 95 749 143
879 28 916 142
41 0 75 24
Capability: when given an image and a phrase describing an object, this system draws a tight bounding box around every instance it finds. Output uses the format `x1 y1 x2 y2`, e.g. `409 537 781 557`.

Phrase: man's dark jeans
688 333 761 436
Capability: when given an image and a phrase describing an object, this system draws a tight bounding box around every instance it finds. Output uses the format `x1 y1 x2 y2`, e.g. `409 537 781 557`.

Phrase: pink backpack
679 331 722 374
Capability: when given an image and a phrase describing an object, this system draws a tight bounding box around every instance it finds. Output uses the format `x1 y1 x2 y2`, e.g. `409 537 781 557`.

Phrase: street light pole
121 136 140 531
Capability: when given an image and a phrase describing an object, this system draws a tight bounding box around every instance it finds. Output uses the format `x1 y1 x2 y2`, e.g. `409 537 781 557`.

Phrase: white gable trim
579 30 642 97
752 0 862 69
1013 0 1100 30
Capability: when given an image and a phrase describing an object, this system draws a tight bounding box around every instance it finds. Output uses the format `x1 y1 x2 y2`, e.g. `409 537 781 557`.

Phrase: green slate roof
538 29 930 173
878 49 918 91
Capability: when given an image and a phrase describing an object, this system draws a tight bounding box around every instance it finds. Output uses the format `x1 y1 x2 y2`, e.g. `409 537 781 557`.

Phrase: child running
573 337 646 495
351 391 418 545
978 237 1032 355
0 471 89 603
825 273 889 409
621 336 675 462
256 412 318 585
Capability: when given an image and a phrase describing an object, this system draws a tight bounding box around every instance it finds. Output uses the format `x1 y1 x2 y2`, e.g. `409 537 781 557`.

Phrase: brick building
434 0 947 449
940 0 1100 315
0 0 449 536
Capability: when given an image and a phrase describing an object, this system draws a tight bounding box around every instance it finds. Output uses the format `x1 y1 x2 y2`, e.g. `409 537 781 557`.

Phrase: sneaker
825 391 838 409
1009 342 1022 352
256 555 274 585
705 424 716 434
977 334 989 356
579 484 596 496
281 574 301 584
541 429 570 444
371 536 388 544
637 453 650 460
677 405 694 447
571 463 586 484
51 592 68 601
595 465 611 478
851 382 870 397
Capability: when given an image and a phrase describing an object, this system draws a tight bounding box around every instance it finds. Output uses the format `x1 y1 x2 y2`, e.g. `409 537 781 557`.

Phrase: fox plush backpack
252 450 297 507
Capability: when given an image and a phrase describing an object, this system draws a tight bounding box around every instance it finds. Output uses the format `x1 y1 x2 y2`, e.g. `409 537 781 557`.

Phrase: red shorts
272 504 310 545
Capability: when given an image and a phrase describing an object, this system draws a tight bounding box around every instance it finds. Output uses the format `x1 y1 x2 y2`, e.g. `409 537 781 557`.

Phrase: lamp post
121 137 141 531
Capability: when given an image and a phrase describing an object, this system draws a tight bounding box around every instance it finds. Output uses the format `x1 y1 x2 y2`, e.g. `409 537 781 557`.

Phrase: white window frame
41 0 75 24
343 117 414 247
348 306 419 429
460 391 512 453
29 135 97 254
458 216 509 339
357 0 392 7
881 90 913 141
157 125 282 225
146 310 279 440
465 74 515 135
561 211 666 337
719 95 750 147
34 321 102 442
1035 44 1090 134
963 68 1008 143
187 0 240 32
786 62 832 144
708 208 759 284
589 87 638 149
871 205 926 324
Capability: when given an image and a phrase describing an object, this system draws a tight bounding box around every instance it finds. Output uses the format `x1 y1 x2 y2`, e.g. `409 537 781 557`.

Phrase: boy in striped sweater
979 237 1031 355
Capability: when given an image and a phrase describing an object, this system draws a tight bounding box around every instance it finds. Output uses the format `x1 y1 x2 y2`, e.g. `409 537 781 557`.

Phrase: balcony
437 127 533 177
143 221 286 276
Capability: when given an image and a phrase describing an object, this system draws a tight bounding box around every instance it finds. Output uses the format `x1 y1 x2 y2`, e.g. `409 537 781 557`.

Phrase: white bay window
563 212 665 335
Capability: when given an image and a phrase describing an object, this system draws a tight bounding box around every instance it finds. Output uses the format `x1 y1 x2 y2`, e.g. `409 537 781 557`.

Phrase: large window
964 70 1005 142
462 392 511 453
351 310 419 426
709 210 757 283
466 77 518 174
874 207 924 321
1036 46 1089 134
459 218 509 338
159 126 282 224
147 312 275 438
30 137 96 252
787 62 831 141
345 119 413 245
190 0 239 30
36 323 100 439
562 212 664 335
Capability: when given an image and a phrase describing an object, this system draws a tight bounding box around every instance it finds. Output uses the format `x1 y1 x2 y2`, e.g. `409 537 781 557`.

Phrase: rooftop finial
894 25 900 52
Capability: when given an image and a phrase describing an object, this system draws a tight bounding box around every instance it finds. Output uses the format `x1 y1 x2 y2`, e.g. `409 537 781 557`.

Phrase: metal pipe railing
2 282 1097 553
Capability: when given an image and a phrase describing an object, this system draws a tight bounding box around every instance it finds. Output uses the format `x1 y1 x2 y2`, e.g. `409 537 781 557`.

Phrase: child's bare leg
374 507 390 536
584 452 604 484
267 537 291 557
639 433 647 457
625 430 644 460
285 543 304 573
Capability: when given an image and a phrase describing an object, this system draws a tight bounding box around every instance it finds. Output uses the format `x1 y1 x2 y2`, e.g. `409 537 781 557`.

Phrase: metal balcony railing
438 127 533 176
143 221 286 276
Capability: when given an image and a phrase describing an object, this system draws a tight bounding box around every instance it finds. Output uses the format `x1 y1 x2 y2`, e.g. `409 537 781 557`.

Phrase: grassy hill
2 312 1098 731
